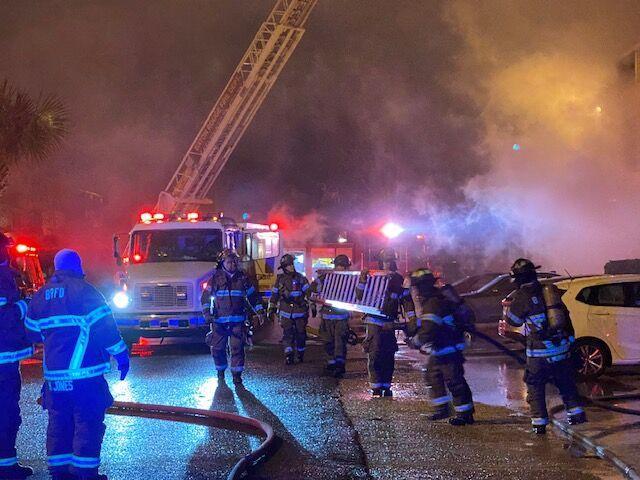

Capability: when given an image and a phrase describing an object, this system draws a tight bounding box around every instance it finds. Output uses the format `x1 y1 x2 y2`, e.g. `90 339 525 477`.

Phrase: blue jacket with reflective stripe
0 265 31 373
26 270 127 381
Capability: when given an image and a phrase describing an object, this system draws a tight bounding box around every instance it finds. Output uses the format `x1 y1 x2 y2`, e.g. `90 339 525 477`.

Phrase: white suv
499 274 640 378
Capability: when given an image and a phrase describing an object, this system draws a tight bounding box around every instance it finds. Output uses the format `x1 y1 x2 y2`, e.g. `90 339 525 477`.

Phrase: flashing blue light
512 143 521 151
242 212 249 220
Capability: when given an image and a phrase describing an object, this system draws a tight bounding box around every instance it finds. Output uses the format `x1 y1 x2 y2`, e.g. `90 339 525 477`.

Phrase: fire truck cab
111 212 279 341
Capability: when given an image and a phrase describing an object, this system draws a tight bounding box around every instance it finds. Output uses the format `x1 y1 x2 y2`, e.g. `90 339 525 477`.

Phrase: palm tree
0 80 69 195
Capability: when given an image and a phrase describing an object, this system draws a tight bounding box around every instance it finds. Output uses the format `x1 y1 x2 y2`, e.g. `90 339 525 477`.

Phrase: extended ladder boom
158 0 316 212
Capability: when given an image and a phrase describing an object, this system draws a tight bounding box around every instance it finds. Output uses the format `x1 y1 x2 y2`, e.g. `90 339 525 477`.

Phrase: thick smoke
445 0 640 274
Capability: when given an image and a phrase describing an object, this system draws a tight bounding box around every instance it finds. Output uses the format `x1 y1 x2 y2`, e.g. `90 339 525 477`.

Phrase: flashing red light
153 213 165 221
269 223 279 231
15 244 30 254
133 254 142 263
140 212 153 222
200 280 208 291
187 212 199 221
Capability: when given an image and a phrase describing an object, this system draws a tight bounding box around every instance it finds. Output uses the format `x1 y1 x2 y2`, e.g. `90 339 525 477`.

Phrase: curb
550 405 640 480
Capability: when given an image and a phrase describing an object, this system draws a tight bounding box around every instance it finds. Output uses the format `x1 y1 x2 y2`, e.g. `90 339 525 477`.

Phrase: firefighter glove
114 350 130 381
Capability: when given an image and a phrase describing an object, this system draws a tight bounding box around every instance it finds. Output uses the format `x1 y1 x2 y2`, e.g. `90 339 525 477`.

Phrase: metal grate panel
135 283 193 310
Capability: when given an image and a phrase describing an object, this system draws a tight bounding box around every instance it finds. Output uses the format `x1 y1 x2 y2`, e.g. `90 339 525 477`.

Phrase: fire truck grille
135 284 192 309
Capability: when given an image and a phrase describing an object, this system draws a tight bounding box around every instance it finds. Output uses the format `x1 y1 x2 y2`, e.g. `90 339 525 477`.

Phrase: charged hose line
107 401 279 480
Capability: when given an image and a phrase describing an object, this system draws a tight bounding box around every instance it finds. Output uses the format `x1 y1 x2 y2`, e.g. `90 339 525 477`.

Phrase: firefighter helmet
333 254 352 268
217 249 239 264
509 258 540 277
410 268 437 287
280 254 295 267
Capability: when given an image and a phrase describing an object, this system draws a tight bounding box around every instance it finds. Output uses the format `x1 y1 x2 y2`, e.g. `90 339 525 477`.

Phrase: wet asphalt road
12 323 636 480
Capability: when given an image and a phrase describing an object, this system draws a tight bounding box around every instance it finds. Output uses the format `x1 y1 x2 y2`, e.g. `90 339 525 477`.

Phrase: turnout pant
320 318 348 366
0 362 21 468
424 354 473 414
525 356 582 426
363 323 397 389
280 315 308 356
43 376 113 478
209 322 246 373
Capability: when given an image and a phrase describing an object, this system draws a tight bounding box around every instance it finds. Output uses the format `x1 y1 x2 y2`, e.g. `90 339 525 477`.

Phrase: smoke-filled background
1 0 639 279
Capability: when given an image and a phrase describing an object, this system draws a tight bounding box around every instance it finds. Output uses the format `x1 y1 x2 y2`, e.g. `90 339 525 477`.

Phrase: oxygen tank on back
542 283 568 331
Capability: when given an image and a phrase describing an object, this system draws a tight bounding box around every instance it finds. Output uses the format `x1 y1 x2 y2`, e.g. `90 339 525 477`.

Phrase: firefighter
25 249 130 480
406 269 475 425
503 258 586 434
311 254 352 377
203 250 265 384
357 248 415 397
268 254 311 365
0 233 32 479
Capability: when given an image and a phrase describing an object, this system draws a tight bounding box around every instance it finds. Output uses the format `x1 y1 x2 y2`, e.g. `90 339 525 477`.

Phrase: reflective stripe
401 290 411 297
272 287 279 294
0 457 18 467
253 304 264 312
433 343 466 356
323 314 349 320
71 455 100 468
25 316 41 332
390 292 399 299
44 362 111 381
69 323 90 371
48 454 73 467
246 286 256 296
371 383 384 388
36 315 84 329
284 346 293 353
327 360 336 365
16 300 27 319
381 383 391 388
421 313 442 325
0 297 7 307
106 339 128 356
406 311 416 318
356 283 366 290
431 395 452 406
302 284 310 292
85 305 112 325
215 290 244 297
506 310 524 326
297 347 305 352
215 315 246 323
289 291 303 297
0 347 34 364
454 403 474 413
215 364 228 371
279 311 307 319
526 343 571 358
568 407 584 415
365 317 387 326
531 417 548 426
335 357 345 364
230 366 244 373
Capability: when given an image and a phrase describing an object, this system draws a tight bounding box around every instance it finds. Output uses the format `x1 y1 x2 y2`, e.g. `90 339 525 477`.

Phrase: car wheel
574 339 609 378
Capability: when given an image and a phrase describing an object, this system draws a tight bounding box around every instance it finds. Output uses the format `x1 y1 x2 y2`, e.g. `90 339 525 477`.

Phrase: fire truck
110 1 315 341
6 238 46 296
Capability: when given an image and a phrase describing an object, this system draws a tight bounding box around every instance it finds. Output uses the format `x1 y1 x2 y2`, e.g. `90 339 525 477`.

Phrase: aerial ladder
157 0 317 213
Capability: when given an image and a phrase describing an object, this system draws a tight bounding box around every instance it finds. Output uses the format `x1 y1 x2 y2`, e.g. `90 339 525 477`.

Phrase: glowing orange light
153 213 165 220
140 212 153 222
187 212 199 221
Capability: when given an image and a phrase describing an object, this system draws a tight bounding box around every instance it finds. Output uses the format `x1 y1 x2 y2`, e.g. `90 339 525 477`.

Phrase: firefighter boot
427 405 451 421
334 364 346 379
0 463 33 479
568 411 587 425
532 424 547 435
232 372 243 385
449 412 474 426
297 352 304 363
371 387 384 398
382 388 393 397
217 370 225 381
285 352 295 365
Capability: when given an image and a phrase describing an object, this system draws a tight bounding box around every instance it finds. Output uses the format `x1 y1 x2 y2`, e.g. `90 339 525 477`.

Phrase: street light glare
380 222 404 239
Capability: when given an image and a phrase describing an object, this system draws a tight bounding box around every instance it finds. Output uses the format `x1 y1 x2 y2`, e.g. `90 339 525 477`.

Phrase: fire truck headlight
380 222 404 239
112 291 130 309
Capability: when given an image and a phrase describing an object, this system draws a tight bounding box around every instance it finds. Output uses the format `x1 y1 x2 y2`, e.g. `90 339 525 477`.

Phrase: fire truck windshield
131 229 223 263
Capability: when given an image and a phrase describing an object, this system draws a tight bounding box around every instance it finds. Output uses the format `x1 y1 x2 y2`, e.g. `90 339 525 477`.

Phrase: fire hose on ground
473 329 640 479
107 401 280 480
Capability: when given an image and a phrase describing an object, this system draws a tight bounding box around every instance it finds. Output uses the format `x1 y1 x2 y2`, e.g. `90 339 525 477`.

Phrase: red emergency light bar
15 244 36 254
138 212 223 224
